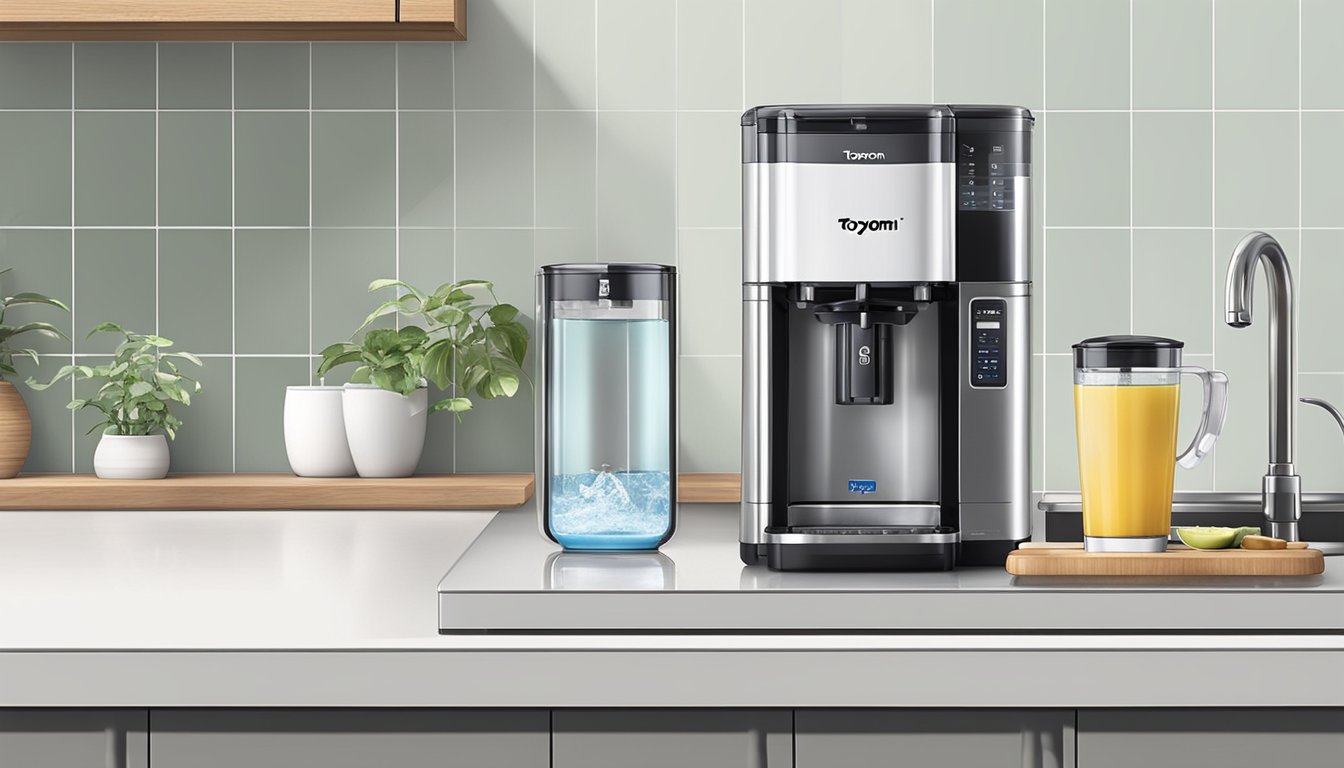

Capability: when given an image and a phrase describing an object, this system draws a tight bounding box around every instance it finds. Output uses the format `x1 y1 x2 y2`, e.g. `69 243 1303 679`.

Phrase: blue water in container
547 317 672 550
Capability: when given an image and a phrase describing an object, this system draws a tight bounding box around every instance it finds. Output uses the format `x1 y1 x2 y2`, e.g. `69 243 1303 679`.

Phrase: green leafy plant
0 268 70 381
317 279 528 415
28 323 203 439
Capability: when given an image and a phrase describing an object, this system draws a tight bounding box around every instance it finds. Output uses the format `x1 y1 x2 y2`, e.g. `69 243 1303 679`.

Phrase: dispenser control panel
957 140 1021 211
970 299 1007 388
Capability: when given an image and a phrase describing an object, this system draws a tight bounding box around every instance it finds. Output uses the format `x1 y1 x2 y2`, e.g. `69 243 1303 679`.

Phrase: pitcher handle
1176 366 1229 469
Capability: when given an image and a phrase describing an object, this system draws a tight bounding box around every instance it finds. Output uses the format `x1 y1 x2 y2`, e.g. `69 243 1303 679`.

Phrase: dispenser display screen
971 299 1007 388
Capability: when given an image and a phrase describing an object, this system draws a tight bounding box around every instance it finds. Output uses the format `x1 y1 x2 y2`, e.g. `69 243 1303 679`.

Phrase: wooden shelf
0 473 530 511
678 473 740 503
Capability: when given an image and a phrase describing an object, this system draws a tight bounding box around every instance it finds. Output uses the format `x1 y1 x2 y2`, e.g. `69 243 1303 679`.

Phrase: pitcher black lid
1073 335 1183 369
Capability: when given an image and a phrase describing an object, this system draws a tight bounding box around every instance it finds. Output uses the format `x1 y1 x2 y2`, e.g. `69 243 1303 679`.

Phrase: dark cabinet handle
104 726 126 768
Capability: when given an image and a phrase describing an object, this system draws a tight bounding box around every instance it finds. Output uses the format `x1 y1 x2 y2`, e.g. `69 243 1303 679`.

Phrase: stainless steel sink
1039 492 1344 554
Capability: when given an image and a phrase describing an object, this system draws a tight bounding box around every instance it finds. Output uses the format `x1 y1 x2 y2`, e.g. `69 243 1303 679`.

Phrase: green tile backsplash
0 0 1338 493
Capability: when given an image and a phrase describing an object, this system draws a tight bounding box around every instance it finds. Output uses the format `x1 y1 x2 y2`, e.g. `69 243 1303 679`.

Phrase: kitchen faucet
1225 231 1301 541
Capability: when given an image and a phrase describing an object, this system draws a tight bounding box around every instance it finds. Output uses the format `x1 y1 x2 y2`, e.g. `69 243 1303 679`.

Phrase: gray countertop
0 505 1342 708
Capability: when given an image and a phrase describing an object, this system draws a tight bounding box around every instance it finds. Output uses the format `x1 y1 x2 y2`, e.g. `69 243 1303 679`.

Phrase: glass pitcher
537 264 677 551
1072 335 1229 552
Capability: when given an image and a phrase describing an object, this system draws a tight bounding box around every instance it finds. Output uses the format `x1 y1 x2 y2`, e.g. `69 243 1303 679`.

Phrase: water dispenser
536 264 677 550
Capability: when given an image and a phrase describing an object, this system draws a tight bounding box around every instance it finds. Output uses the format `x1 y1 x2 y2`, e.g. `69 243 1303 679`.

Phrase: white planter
284 386 357 478
94 434 170 480
341 384 428 478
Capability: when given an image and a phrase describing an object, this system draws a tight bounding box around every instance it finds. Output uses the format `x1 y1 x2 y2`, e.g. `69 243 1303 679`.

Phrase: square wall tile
11 356 72 473
0 229 72 355
1132 112 1212 227
397 43 454 109
680 355 741 472
677 0 741 109
397 228 454 294
399 111 454 227
1133 0 1211 109
745 0 841 105
158 111 232 227
840 0 931 103
1131 229 1213 353
1042 354 1078 491
536 110 596 229
72 358 109 470
455 111 534 227
167 357 232 473
312 43 396 109
456 229 535 310
311 228 396 343
1215 0 1297 109
1031 354 1043 493
0 112 71 226
73 43 155 109
1213 111 1298 229
418 382 457 472
1303 0 1344 108
677 111 739 228
597 0 675 109
598 112 675 264
933 0 1043 108
74 112 155 227
454 0 535 109
158 43 231 109
1301 112 1344 228
234 43 309 109
158 230 232 355
1044 113 1129 227
1044 0 1128 109
537 0 596 109
235 357 312 472
234 229 309 355
312 112 396 227
1298 374 1344 492
72 229 156 354
678 229 741 356
1043 229 1131 353
234 112 309 227
0 43 72 108
1299 230 1344 373
535 227 597 269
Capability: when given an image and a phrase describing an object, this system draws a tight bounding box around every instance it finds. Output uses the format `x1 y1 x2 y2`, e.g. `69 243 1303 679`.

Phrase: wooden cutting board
1006 542 1325 577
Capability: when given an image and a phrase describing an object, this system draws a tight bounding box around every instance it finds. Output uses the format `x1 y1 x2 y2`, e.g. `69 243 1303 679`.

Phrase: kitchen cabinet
1077 709 1344 768
552 709 793 768
149 709 548 768
794 709 1073 768
0 0 465 41
0 709 148 768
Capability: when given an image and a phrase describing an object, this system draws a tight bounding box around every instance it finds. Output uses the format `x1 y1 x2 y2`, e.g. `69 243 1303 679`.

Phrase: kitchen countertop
0 505 1342 708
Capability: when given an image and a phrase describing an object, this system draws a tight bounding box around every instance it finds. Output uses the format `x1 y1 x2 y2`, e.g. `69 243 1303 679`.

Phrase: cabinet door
150 709 548 768
1078 709 1344 768
0 710 148 768
552 709 793 768
399 0 462 23
0 1 394 23
795 709 1073 768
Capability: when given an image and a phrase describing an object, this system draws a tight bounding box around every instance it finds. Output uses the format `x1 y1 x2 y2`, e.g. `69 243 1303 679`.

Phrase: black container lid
742 104 955 134
539 263 675 302
539 263 674 274
1073 335 1184 369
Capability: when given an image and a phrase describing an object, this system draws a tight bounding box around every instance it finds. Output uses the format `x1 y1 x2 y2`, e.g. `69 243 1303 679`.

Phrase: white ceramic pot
94 434 170 480
284 386 357 477
341 384 428 478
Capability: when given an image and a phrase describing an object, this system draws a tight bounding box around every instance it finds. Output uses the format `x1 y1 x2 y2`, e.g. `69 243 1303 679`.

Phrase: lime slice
1230 526 1262 548
1176 526 1239 550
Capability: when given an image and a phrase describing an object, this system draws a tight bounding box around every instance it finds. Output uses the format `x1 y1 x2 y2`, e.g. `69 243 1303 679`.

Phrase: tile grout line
395 42 402 334
1039 0 1048 493
231 42 238 473
154 43 160 338
308 42 315 388
1128 0 1134 337
69 43 76 471
450 38 458 472
1210 0 1217 488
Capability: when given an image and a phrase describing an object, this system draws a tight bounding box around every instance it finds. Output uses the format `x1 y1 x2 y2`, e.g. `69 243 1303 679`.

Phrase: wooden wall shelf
0 0 465 40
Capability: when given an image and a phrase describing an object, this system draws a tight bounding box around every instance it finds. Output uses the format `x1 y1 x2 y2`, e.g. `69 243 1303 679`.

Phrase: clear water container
537 264 677 550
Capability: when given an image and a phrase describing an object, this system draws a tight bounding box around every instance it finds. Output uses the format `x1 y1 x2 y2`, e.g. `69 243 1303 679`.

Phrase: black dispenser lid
741 104 955 134
1073 335 1184 369
539 263 674 302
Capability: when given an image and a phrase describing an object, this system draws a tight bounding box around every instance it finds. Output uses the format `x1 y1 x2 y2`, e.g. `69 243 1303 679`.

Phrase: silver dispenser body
740 105 1032 570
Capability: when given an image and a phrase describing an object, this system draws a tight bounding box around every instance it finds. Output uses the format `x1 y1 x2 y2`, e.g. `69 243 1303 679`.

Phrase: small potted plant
0 268 70 478
315 278 528 478
29 323 202 479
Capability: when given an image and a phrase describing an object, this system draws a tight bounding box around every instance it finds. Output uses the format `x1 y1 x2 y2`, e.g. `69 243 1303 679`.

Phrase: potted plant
315 278 528 478
0 268 70 478
29 323 202 479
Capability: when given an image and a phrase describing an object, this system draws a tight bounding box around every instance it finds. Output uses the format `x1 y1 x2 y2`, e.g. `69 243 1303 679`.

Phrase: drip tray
785 525 957 536
763 526 959 572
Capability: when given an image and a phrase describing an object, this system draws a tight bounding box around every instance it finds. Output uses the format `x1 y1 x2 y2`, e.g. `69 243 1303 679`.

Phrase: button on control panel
971 299 1007 388
957 140 1022 211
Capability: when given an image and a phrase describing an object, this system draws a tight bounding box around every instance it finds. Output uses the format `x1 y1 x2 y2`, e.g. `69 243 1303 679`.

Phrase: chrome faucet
1225 231 1301 541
